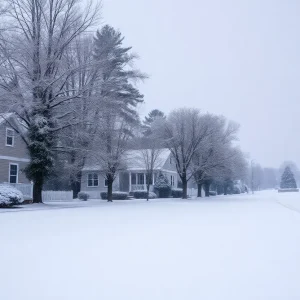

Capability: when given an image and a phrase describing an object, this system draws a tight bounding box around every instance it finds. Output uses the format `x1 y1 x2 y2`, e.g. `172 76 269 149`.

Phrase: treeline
0 0 248 202
251 161 300 191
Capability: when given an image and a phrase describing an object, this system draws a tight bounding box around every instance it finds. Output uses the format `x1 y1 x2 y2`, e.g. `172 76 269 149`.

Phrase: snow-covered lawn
1 191 300 300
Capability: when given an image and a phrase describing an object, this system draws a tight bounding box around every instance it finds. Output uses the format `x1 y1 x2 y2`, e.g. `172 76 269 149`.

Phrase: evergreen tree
142 109 166 136
280 166 297 189
93 25 145 202
154 172 171 198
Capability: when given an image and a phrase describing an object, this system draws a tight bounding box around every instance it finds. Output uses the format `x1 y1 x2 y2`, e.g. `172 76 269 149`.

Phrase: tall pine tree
142 109 166 136
93 25 145 202
280 166 297 189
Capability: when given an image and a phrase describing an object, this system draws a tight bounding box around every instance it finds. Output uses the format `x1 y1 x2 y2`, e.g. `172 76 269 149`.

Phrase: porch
119 172 157 192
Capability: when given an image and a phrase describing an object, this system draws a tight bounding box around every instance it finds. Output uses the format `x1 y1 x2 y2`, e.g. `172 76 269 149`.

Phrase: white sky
100 0 300 168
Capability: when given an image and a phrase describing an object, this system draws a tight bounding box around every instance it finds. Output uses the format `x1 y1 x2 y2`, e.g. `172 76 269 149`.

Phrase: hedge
171 188 183 198
100 191 128 200
78 192 90 201
133 190 157 199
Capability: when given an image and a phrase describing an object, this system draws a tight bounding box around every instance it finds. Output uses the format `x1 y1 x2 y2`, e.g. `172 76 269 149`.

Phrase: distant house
81 148 178 198
0 113 32 197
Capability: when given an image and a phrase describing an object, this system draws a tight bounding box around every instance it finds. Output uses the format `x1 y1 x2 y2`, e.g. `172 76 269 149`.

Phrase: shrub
78 192 90 201
278 188 299 193
171 188 183 198
154 173 171 198
0 185 24 208
233 185 241 194
133 190 157 199
100 191 128 200
209 191 217 196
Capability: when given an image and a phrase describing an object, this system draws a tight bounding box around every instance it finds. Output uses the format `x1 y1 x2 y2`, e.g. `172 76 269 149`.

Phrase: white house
81 148 178 198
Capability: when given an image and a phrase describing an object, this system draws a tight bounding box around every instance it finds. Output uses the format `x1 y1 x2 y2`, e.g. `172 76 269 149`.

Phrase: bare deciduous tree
192 116 240 197
0 0 101 202
137 138 164 201
162 108 211 199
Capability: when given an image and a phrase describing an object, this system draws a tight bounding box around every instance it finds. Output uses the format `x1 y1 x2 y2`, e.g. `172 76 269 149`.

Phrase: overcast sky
101 0 300 168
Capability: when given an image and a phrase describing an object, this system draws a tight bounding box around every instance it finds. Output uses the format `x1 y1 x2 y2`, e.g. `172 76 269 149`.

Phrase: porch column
152 172 155 185
129 172 132 192
144 173 146 190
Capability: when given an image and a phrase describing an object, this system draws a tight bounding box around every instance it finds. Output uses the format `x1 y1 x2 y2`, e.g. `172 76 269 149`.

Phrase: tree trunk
224 183 228 195
182 173 188 199
204 182 210 197
33 180 43 203
71 176 81 199
107 178 113 202
197 183 202 197
70 152 82 199
146 184 150 201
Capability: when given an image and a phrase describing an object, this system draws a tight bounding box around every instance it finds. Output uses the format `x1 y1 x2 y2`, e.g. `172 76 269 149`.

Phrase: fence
187 188 197 197
8 183 33 198
42 191 73 202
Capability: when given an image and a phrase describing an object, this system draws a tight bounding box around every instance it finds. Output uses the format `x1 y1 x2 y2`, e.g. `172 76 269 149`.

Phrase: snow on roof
124 148 170 171
0 113 14 126
82 148 171 171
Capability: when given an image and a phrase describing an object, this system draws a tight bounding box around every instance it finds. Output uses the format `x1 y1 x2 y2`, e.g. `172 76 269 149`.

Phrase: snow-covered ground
1 190 300 300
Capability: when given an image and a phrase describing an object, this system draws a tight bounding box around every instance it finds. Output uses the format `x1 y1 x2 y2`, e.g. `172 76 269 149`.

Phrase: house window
9 164 18 184
170 175 175 186
137 173 144 185
6 128 14 146
104 178 108 187
169 156 172 164
87 173 99 187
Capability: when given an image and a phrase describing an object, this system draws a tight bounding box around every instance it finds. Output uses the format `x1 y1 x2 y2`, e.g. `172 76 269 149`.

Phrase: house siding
80 171 119 198
0 160 30 184
161 153 177 173
0 119 31 184
161 154 178 188
0 121 29 159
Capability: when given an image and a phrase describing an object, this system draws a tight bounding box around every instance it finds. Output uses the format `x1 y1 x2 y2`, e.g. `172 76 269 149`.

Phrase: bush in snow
100 192 128 200
171 188 183 198
78 192 90 201
209 191 217 196
133 190 157 199
154 173 171 198
233 185 241 194
0 185 24 208
280 166 297 189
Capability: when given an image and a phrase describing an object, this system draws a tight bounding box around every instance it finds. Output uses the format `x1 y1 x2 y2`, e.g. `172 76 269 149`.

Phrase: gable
0 114 29 159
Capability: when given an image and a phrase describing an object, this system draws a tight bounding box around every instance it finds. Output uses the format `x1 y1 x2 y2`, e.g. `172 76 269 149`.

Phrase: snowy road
1 191 300 300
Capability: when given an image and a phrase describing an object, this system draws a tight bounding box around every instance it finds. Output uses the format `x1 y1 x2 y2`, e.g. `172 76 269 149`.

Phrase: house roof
82 148 171 171
0 113 14 126
124 148 171 171
0 113 27 135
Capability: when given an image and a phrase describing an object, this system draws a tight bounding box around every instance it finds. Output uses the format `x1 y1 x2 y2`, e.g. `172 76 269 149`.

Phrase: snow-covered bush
133 190 157 199
78 192 90 201
171 188 183 198
100 192 128 200
233 185 241 194
154 173 171 198
209 191 217 196
0 185 24 208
